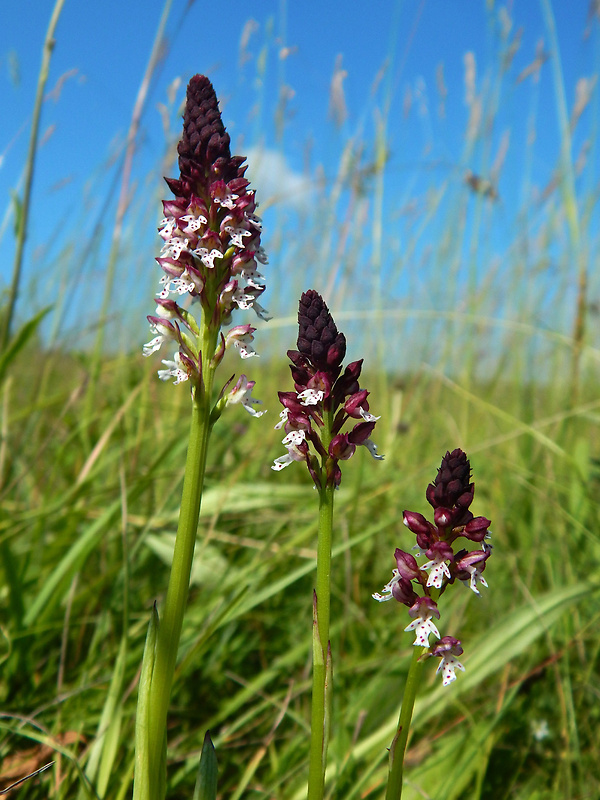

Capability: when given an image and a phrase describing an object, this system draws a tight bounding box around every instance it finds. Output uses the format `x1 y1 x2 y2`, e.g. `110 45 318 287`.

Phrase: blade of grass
0 0 65 351
0 307 51 387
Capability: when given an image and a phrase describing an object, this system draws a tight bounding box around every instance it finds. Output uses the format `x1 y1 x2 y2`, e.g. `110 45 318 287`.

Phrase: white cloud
243 147 313 213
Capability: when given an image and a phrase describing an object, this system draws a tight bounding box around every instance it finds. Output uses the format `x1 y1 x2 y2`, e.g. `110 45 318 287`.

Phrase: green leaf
84 631 128 796
193 732 218 800
24 493 123 626
0 306 51 384
133 604 159 800
145 534 228 588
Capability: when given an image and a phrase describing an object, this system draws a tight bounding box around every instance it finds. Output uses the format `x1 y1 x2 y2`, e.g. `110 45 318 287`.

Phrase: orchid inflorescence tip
373 448 492 685
272 290 383 489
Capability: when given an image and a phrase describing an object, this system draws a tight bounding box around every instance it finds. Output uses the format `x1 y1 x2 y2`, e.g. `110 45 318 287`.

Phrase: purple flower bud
403 510 431 535
425 540 455 563
347 420 376 445
434 506 453 528
394 548 421 580
277 391 304 412
344 389 369 417
287 349 309 369
463 516 491 542
456 490 474 509
426 449 473 510
329 433 355 461
392 576 419 606
333 360 363 401
430 635 463 658
290 364 312 389
416 530 434 550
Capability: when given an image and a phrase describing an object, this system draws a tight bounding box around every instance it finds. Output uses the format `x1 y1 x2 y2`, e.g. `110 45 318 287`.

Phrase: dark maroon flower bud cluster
176 76 238 190
404 449 491 552
373 449 492 685
272 290 383 488
296 290 347 371
143 75 269 397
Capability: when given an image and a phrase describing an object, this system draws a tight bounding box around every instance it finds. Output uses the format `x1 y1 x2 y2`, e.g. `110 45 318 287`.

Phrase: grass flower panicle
272 289 383 488
143 74 269 407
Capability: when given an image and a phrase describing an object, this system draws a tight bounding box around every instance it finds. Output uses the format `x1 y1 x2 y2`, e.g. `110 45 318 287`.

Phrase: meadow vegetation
1 2 599 798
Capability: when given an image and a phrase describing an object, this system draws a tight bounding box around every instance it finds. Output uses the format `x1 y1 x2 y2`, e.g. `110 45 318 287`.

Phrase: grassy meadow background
1 1 600 797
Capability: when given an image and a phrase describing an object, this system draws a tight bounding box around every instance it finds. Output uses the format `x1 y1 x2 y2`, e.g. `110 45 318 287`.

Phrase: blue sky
2 0 595 187
1 0 599 353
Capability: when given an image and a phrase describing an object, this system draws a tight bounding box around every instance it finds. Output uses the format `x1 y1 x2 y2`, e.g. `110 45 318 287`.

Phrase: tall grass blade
0 0 66 351
0 307 51 386
83 632 128 797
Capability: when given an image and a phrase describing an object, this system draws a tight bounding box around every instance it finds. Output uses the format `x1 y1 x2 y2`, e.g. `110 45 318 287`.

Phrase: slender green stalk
0 0 66 352
307 401 336 800
134 328 218 800
540 0 583 402
385 645 427 800
150 399 213 766
386 583 443 799
307 481 335 800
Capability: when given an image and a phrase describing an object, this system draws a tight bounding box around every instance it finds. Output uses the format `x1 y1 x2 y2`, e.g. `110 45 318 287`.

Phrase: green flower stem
307 481 335 800
134 325 218 800
308 407 335 800
385 645 427 800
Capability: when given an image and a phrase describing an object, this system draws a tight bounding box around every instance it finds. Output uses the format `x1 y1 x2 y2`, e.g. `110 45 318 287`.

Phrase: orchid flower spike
143 75 269 415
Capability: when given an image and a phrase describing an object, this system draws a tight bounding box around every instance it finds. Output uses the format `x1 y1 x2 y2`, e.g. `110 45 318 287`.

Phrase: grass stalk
540 0 584 402
0 0 66 352
84 0 174 415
